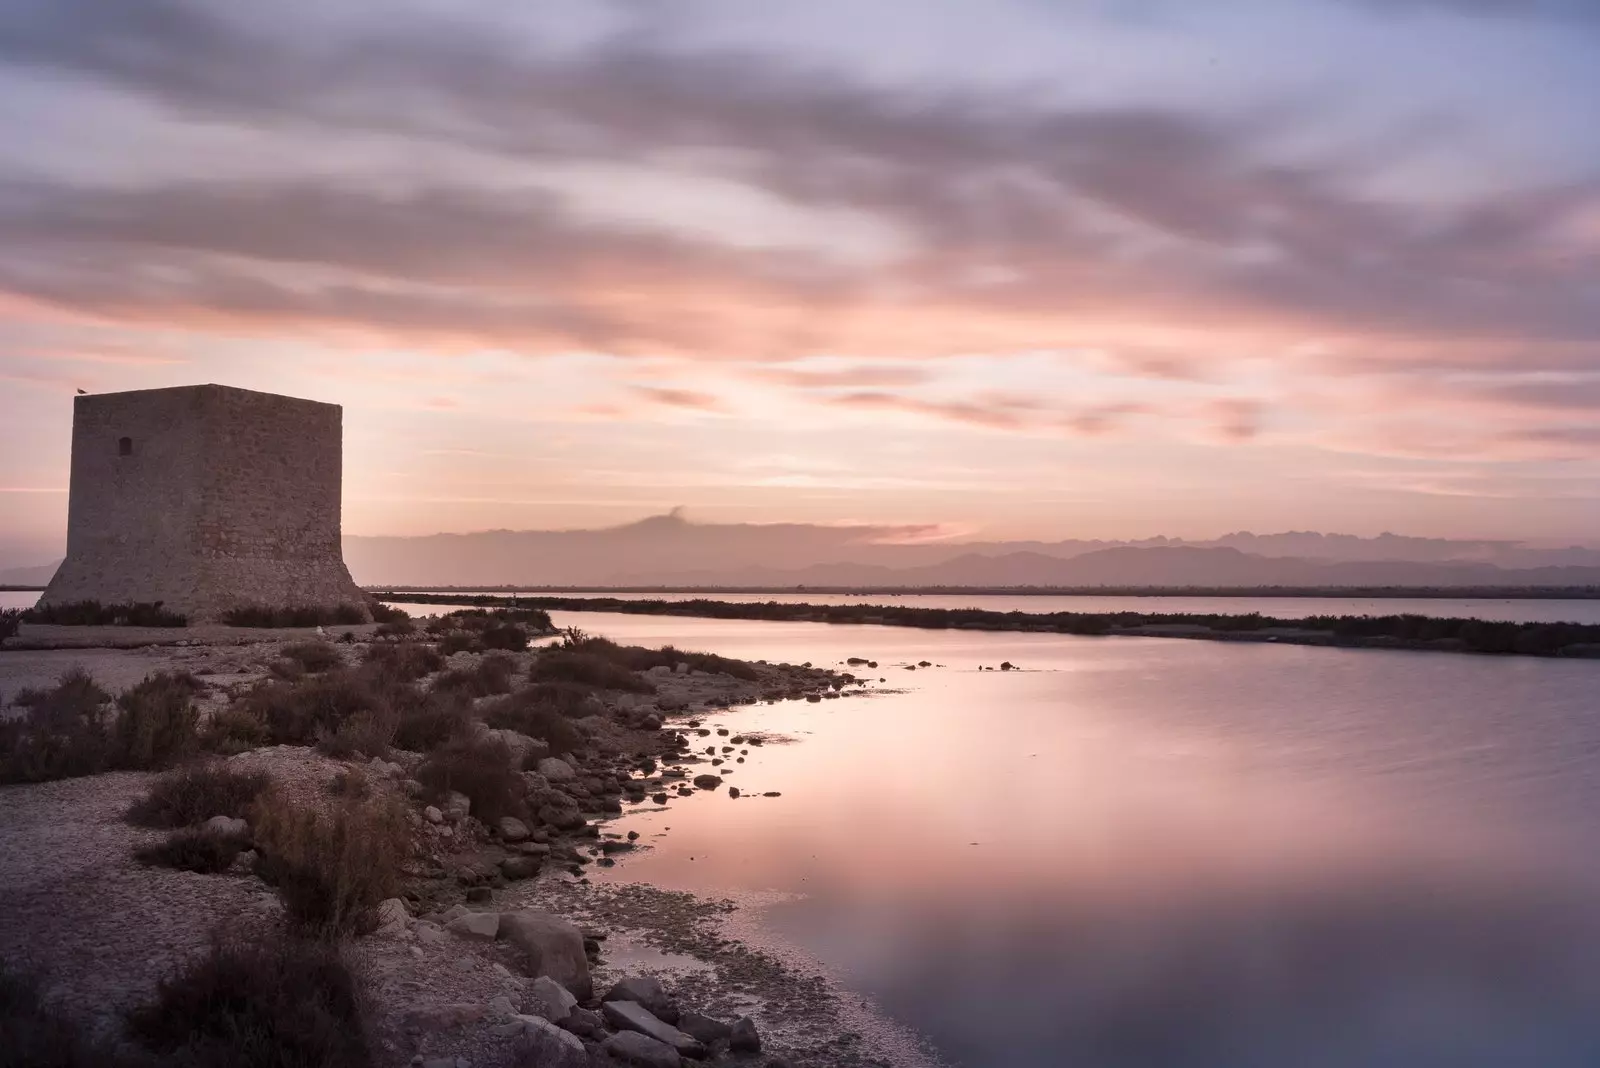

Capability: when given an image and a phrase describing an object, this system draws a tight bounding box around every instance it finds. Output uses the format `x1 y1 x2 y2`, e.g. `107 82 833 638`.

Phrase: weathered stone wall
40 384 369 622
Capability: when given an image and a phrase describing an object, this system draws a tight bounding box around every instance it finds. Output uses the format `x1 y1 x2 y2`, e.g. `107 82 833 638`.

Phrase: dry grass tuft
251 791 411 938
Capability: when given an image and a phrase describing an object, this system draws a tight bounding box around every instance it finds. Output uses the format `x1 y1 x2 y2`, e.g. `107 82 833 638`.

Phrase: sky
1 0 1598 566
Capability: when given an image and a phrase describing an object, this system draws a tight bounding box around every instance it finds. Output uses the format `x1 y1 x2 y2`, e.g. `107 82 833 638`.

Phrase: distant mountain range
7 515 1599 589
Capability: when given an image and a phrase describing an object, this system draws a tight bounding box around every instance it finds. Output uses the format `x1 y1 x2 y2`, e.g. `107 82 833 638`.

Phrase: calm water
557 610 1600 1068
407 589 1600 625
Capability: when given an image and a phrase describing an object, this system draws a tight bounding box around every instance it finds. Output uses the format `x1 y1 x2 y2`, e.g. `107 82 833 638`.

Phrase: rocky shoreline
0 610 917 1068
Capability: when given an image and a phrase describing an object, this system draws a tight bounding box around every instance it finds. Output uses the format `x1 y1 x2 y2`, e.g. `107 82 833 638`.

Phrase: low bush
0 608 22 643
126 932 372 1067
373 619 416 638
361 641 444 682
437 631 480 655
391 690 472 752
328 766 370 800
201 706 272 755
478 623 530 651
238 671 384 748
314 711 395 760
223 604 368 628
483 687 587 756
0 961 130 1067
446 606 553 631
530 649 654 693
251 791 410 938
566 634 760 681
0 668 115 783
430 653 517 699
128 762 272 828
368 602 410 624
416 737 526 824
114 671 202 769
280 642 342 674
135 827 246 874
24 600 186 627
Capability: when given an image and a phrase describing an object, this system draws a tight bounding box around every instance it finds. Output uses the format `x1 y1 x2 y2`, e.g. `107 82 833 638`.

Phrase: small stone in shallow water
693 774 722 789
762 791 782 797
728 787 740 798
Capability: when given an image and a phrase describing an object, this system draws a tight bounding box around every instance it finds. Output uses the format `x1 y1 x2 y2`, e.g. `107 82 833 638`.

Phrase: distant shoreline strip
375 594 1600 660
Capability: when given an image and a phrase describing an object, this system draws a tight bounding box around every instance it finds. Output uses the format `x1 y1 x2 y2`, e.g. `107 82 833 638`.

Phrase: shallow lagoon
561 611 1600 1068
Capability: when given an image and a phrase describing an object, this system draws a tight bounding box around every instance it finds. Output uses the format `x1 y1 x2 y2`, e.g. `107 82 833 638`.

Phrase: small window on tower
118 436 133 456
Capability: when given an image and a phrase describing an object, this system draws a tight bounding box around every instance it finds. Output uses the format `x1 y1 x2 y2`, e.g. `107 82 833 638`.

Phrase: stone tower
40 384 369 622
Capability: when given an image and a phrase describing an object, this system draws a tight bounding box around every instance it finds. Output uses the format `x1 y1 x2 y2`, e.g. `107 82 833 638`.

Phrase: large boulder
526 975 578 1022
536 756 576 782
509 1016 591 1068
497 910 592 1000
602 1031 682 1068
446 911 500 940
600 1001 705 1056
497 816 531 842
604 975 679 1024
485 728 550 770
203 815 248 838
730 1016 761 1053
677 1012 731 1046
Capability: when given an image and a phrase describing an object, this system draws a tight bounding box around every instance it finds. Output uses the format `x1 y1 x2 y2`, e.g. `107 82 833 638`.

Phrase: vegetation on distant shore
386 594 1600 659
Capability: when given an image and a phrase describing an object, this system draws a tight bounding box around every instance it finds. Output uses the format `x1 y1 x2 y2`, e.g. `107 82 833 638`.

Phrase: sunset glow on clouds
1 0 1598 564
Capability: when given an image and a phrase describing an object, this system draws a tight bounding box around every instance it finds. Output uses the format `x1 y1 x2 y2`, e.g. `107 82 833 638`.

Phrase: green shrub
280 642 342 674
530 650 654 693
135 827 246 873
24 600 186 627
115 671 202 769
128 762 273 828
0 608 22 643
126 932 372 1067
417 737 526 824
361 641 444 682
251 792 411 938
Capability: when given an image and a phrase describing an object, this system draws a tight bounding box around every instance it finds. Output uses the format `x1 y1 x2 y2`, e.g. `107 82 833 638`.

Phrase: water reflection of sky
561 612 1600 1068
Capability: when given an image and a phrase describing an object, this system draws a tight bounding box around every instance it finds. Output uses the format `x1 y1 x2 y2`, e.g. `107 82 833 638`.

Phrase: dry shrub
360 641 443 682
0 668 114 783
570 635 761 681
530 649 653 693
115 671 202 769
239 671 383 747
0 961 131 1067
201 706 272 755
135 828 246 874
327 766 370 800
314 711 395 761
478 623 529 651
483 687 586 756
416 737 526 824
430 652 517 699
251 791 410 937
128 762 272 828
391 690 472 753
279 642 342 674
126 932 371 1067
437 631 479 656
